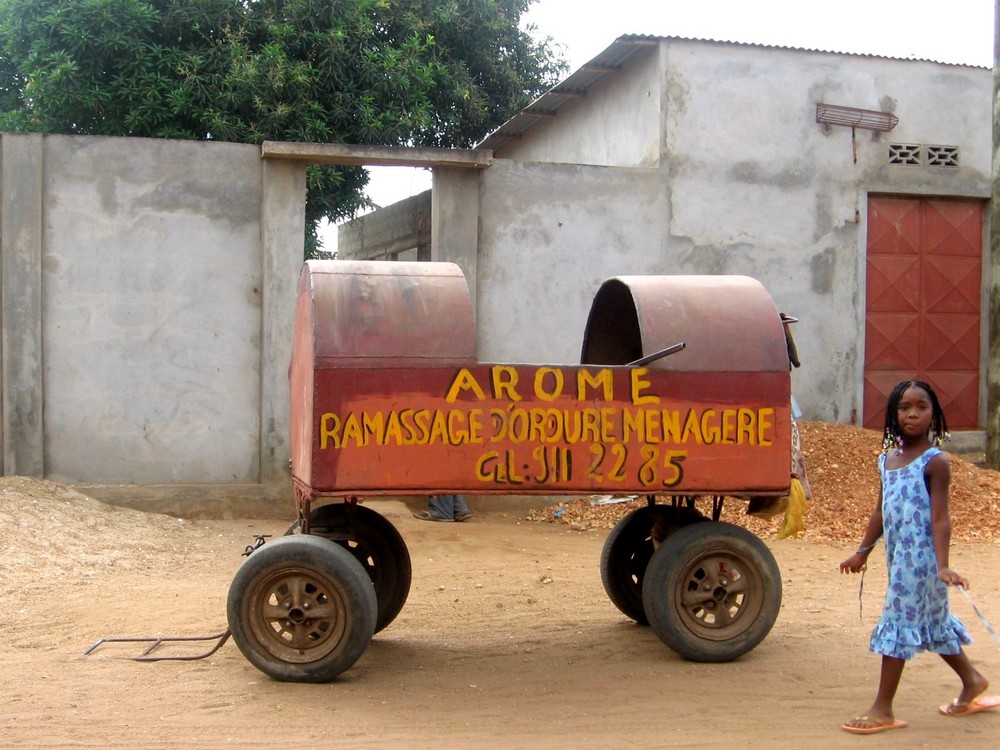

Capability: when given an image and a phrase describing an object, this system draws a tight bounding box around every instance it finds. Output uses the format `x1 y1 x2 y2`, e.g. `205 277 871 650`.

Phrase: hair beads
882 431 905 455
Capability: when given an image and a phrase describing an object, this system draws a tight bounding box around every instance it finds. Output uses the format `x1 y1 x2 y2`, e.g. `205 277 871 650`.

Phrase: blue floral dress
869 447 971 659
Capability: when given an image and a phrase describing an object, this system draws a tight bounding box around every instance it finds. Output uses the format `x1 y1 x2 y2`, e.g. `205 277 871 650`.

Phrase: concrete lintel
261 141 492 169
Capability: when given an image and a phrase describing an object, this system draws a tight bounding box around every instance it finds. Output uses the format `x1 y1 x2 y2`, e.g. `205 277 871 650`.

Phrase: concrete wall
0 133 304 508
339 191 431 261
493 45 663 168
1 38 989 515
477 160 668 363
482 39 992 426
431 167 481 306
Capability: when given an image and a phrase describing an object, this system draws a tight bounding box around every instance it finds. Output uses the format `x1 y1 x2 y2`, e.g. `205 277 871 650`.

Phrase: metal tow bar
83 630 232 662
82 534 271 662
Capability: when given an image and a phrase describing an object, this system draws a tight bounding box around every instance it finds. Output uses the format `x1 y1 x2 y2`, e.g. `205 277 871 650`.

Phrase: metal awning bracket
817 103 898 164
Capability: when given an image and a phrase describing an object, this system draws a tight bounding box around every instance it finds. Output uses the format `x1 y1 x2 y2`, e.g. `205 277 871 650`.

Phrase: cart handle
627 342 686 367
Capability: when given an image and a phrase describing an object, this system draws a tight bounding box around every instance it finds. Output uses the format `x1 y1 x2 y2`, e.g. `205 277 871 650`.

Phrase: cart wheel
600 505 704 624
641 522 781 662
227 535 377 682
601 508 653 624
287 504 412 634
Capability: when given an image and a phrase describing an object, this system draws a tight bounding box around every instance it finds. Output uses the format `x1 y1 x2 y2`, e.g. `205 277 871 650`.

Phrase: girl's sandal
841 717 907 734
938 694 1000 717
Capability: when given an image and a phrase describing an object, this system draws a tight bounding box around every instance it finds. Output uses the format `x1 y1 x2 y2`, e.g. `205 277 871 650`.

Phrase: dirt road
2 483 1000 749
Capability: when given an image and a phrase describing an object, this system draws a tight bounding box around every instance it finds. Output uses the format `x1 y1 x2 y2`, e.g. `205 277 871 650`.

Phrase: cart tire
287 504 411 633
600 505 704 624
227 535 377 682
641 522 781 662
600 508 652 623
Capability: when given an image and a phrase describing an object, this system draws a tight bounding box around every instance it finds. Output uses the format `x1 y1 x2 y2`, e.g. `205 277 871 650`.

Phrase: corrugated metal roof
476 34 987 152
477 35 658 151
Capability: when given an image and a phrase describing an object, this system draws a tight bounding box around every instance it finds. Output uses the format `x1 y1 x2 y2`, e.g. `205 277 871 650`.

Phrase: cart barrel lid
581 275 789 372
295 259 476 368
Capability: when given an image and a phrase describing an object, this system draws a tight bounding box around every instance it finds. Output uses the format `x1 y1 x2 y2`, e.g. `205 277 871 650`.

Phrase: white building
344 36 992 439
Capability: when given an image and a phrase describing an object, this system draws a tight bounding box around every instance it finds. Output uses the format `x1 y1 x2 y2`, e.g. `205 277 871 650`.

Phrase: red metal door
864 196 983 429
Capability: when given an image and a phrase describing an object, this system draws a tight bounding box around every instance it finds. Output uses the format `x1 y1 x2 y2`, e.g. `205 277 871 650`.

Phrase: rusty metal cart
226 260 794 682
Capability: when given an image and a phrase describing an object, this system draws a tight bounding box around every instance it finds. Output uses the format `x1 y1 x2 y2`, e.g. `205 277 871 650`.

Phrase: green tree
0 0 565 254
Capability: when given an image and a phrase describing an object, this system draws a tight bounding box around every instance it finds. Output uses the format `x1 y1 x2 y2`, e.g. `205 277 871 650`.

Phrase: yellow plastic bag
777 477 808 539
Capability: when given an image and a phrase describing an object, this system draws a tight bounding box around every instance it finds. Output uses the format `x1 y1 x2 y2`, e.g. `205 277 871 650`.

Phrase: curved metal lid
581 275 789 372
301 260 476 367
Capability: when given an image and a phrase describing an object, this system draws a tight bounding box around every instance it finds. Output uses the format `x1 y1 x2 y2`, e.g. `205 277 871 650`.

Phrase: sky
525 0 994 72
323 0 995 250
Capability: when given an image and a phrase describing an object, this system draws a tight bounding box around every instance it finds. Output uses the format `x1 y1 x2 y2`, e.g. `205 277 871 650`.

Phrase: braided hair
882 379 949 453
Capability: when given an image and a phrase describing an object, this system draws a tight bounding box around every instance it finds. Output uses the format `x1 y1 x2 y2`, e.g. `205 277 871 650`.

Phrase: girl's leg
940 650 988 710
870 656 906 717
845 656 906 729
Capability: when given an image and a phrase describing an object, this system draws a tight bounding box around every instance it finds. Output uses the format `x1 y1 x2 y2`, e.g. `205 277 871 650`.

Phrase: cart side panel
308 364 790 496
289 260 477 492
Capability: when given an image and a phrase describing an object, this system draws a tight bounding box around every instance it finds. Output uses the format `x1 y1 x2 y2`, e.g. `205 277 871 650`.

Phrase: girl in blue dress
839 380 993 734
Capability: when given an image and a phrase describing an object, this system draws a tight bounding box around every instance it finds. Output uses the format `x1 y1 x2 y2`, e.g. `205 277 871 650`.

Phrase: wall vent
926 145 959 168
888 143 960 168
888 143 921 165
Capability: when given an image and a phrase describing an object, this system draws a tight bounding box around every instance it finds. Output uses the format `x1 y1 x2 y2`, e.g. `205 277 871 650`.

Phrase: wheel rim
246 566 350 664
674 549 764 641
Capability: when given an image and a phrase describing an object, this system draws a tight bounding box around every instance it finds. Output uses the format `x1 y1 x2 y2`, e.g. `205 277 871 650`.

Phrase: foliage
0 0 565 255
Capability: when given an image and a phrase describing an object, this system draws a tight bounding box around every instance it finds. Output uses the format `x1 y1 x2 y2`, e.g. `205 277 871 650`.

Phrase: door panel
863 197 983 430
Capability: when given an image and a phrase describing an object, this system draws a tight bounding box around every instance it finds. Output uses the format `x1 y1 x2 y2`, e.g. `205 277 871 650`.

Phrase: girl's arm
839 487 884 574
927 453 968 588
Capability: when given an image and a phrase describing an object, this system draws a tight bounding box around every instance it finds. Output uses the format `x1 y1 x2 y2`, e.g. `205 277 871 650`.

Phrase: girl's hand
839 553 867 574
938 567 969 589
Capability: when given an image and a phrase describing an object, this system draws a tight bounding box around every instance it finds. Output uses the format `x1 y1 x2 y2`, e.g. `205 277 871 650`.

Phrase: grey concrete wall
476 159 669 364
5 38 984 512
483 40 992 426
0 134 303 503
1 133 44 476
662 43 991 424
259 157 307 482
338 191 431 260
496 45 663 168
431 167 481 307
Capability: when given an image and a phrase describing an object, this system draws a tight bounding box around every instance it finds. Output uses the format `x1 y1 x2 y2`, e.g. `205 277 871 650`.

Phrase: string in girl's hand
956 585 1000 647
858 565 867 621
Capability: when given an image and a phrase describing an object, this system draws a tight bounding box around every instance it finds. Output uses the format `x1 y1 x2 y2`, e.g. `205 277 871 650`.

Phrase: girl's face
897 385 934 440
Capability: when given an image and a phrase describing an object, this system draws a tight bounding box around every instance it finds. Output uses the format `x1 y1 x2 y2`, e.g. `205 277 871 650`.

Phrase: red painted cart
226 260 797 682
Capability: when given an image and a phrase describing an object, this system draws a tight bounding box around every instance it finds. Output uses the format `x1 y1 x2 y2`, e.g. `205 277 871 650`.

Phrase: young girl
839 379 995 734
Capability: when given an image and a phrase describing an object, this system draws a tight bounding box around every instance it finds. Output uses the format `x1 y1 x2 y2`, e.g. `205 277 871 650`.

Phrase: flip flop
938 694 1000 717
841 717 907 735
454 512 472 522
412 511 453 522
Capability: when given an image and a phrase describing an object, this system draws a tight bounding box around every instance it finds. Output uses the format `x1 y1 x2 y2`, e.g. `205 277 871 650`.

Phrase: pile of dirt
524 422 1000 544
0 476 249 600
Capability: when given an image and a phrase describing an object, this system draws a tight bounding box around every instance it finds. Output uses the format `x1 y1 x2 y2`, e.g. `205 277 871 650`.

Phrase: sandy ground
3 488 1000 749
